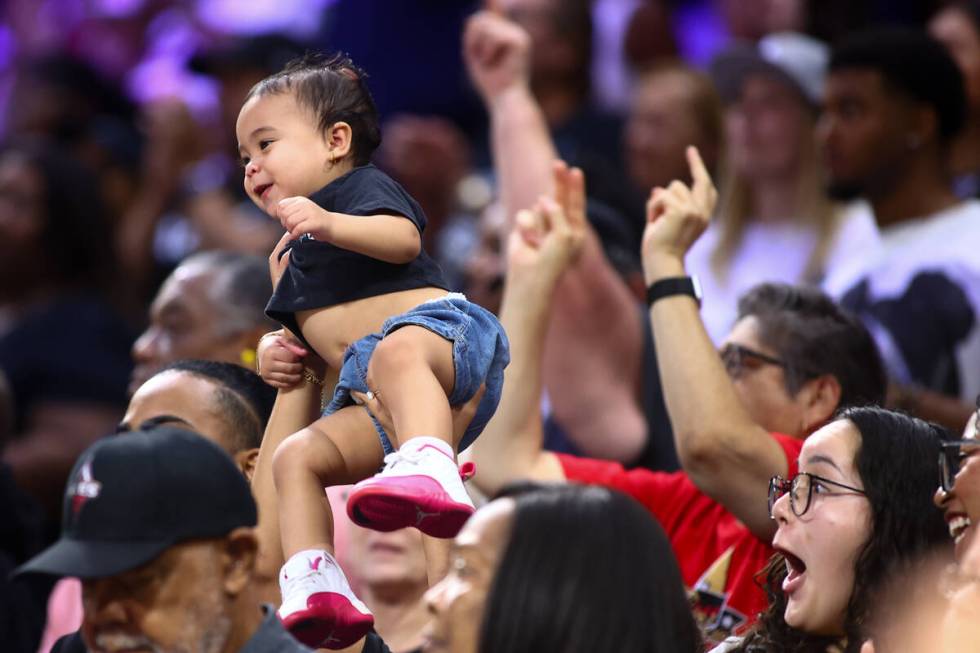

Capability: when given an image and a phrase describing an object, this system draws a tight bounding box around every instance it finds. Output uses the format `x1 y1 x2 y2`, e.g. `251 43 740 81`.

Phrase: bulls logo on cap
68 455 102 517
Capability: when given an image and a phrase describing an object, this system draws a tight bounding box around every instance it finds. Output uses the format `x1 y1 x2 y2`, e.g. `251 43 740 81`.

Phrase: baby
236 53 509 649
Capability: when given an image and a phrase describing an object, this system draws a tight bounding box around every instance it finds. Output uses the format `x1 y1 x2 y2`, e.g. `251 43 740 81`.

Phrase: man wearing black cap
16 427 312 653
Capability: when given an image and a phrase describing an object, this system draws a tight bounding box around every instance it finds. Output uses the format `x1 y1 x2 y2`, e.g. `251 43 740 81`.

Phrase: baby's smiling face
236 91 337 216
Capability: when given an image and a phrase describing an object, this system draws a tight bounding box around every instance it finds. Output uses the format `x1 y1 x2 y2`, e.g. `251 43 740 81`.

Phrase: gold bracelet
302 367 325 386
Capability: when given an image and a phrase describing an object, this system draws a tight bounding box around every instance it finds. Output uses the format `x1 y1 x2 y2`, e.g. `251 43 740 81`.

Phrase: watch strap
646 276 702 307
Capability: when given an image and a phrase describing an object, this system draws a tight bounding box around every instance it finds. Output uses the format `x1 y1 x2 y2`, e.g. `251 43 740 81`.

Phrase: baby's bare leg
367 325 456 450
272 405 384 558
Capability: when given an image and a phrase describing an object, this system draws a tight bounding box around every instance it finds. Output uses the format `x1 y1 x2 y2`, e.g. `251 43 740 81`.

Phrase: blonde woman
689 33 878 344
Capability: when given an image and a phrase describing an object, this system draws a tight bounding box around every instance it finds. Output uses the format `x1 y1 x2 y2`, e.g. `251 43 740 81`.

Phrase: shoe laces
382 448 477 481
283 564 329 600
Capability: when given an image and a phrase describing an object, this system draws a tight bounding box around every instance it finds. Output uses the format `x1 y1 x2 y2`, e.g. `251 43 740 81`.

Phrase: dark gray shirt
241 605 313 653
244 605 393 653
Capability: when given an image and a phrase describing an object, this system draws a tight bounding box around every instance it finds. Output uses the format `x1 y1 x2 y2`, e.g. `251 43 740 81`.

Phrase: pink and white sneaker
277 549 373 649
346 437 476 538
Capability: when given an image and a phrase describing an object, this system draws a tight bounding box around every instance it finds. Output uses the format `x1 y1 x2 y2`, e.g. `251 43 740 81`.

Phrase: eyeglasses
939 440 980 493
720 343 786 379
768 472 867 518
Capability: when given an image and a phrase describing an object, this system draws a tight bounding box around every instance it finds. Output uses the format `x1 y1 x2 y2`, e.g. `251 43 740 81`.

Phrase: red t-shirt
557 432 803 641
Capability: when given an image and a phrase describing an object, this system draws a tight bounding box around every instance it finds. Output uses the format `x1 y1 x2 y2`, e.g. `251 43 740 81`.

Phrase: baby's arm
277 196 420 264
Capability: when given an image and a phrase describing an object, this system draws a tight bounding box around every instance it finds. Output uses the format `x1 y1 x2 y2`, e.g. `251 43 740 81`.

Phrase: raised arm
277 197 421 264
464 163 586 495
464 9 554 217
250 331 332 589
642 148 787 540
464 9 647 462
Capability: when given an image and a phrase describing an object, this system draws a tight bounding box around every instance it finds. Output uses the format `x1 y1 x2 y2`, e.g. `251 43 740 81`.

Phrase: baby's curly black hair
246 52 381 166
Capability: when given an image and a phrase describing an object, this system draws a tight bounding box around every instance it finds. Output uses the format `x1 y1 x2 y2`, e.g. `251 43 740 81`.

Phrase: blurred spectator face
930 7 980 112
130 266 250 395
7 74 64 139
80 539 236 653
376 115 470 237
463 204 507 316
818 70 909 200
625 69 708 191
423 498 514 653
346 523 428 598
217 69 269 148
770 419 871 635
726 74 810 183
721 316 812 438
498 0 586 86
720 0 805 40
0 153 44 290
935 410 980 563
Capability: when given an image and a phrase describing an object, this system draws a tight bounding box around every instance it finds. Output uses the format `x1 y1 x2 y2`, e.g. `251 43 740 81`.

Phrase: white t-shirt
824 200 980 402
686 201 879 344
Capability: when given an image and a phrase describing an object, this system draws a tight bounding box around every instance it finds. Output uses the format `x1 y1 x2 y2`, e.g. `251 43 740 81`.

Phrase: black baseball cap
14 427 257 579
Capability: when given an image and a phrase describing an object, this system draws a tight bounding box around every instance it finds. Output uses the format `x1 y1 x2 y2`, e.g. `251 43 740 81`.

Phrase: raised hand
506 160 586 281
463 9 532 104
641 146 718 282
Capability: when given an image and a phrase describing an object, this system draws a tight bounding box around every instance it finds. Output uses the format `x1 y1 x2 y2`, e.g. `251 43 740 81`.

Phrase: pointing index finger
686 146 715 210
687 146 710 189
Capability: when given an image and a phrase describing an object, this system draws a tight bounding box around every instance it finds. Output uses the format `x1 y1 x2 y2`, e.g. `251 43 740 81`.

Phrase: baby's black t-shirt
265 164 449 340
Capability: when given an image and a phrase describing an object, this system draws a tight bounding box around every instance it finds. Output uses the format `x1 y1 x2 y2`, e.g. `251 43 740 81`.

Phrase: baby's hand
277 197 335 242
256 329 309 389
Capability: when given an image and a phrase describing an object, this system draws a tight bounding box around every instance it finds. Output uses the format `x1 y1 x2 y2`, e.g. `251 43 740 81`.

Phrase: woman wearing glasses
935 404 980 563
715 407 949 652
854 404 980 652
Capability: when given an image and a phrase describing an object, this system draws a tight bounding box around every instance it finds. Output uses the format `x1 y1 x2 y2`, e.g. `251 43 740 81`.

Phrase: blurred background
0 0 966 647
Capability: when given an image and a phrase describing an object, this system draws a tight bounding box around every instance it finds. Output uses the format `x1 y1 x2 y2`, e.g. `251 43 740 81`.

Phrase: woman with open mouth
714 407 950 653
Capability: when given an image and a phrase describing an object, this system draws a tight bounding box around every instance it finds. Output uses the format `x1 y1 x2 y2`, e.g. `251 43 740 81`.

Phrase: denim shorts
324 293 510 455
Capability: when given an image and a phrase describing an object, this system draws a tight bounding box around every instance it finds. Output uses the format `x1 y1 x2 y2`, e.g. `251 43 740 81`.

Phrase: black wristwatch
646 276 702 307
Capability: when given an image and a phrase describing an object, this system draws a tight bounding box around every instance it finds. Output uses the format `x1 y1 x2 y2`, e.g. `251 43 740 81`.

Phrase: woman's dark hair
246 52 381 166
1 138 114 292
737 283 887 408
735 407 951 653
479 482 703 653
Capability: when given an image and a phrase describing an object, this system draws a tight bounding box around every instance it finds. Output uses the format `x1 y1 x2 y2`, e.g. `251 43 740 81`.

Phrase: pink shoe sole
281 593 374 650
347 475 475 538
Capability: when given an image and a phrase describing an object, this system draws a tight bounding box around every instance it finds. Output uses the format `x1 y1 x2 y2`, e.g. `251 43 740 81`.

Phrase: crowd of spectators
4 0 980 652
